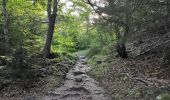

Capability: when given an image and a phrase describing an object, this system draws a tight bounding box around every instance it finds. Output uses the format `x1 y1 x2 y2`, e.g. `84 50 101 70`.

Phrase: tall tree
2 0 9 55
43 0 59 58
166 0 170 30
86 0 131 58
116 0 131 58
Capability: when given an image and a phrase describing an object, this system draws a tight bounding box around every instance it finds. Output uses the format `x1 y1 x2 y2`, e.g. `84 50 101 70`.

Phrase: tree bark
2 0 9 55
43 0 59 58
115 0 130 58
164 0 170 31
115 25 129 58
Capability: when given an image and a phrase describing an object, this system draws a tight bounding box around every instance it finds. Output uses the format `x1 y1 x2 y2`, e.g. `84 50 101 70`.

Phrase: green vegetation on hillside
0 0 170 99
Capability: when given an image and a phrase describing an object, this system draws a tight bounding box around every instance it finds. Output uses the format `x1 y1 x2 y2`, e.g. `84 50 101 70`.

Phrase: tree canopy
0 0 170 99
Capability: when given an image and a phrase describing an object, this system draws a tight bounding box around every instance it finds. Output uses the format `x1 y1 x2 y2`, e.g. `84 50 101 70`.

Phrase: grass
87 53 111 78
72 49 90 56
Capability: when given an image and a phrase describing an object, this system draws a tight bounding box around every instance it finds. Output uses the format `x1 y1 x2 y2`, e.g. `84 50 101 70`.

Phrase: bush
87 47 100 57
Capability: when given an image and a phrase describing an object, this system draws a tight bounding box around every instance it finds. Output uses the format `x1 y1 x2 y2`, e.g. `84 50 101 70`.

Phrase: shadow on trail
45 56 111 100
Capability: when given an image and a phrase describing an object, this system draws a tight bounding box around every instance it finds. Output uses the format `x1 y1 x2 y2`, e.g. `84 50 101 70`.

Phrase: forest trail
45 56 111 100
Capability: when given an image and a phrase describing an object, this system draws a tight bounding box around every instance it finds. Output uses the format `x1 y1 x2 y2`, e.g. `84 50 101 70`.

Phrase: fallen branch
120 73 170 87
120 73 153 86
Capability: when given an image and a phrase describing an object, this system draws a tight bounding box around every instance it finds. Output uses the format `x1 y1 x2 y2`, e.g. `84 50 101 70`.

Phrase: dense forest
0 0 170 100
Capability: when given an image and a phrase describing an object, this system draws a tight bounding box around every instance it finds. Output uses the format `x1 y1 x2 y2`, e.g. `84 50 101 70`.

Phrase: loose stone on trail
45 56 111 100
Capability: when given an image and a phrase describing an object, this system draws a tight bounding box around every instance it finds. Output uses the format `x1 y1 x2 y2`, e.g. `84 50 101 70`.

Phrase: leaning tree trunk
43 0 58 58
2 0 9 55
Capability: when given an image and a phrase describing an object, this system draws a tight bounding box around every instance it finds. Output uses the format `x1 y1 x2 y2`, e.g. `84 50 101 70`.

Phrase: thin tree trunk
43 0 59 58
166 0 170 30
116 25 129 58
2 0 9 55
115 0 130 58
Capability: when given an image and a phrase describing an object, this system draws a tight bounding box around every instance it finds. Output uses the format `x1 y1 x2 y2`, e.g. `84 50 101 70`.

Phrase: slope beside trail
45 56 111 100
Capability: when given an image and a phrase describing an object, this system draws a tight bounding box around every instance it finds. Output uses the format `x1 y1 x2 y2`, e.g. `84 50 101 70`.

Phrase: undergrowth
0 52 77 99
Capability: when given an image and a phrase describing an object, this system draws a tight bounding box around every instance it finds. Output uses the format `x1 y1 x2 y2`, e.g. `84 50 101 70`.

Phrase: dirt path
45 56 111 100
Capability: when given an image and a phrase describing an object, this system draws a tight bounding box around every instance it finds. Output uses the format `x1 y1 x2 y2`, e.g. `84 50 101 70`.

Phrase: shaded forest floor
88 32 170 100
89 56 170 100
0 32 170 100
45 56 112 100
0 54 77 100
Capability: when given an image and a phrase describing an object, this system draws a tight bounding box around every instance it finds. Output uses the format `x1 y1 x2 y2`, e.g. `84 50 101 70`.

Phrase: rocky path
45 56 111 100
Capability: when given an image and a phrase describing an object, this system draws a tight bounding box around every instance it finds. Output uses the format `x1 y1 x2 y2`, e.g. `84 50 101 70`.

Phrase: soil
45 56 112 100
0 56 111 100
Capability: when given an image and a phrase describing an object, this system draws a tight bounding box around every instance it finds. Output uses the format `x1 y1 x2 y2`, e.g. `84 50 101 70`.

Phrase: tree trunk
43 0 58 58
116 42 127 58
2 0 9 55
115 25 129 58
165 0 170 31
115 0 130 58
166 0 170 21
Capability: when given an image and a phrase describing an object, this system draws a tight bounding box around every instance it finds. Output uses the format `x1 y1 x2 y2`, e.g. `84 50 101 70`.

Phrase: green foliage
87 47 100 58
5 0 45 54
72 49 89 57
0 0 169 58
84 22 117 57
159 93 170 100
0 0 95 60
52 2 92 53
88 54 110 79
